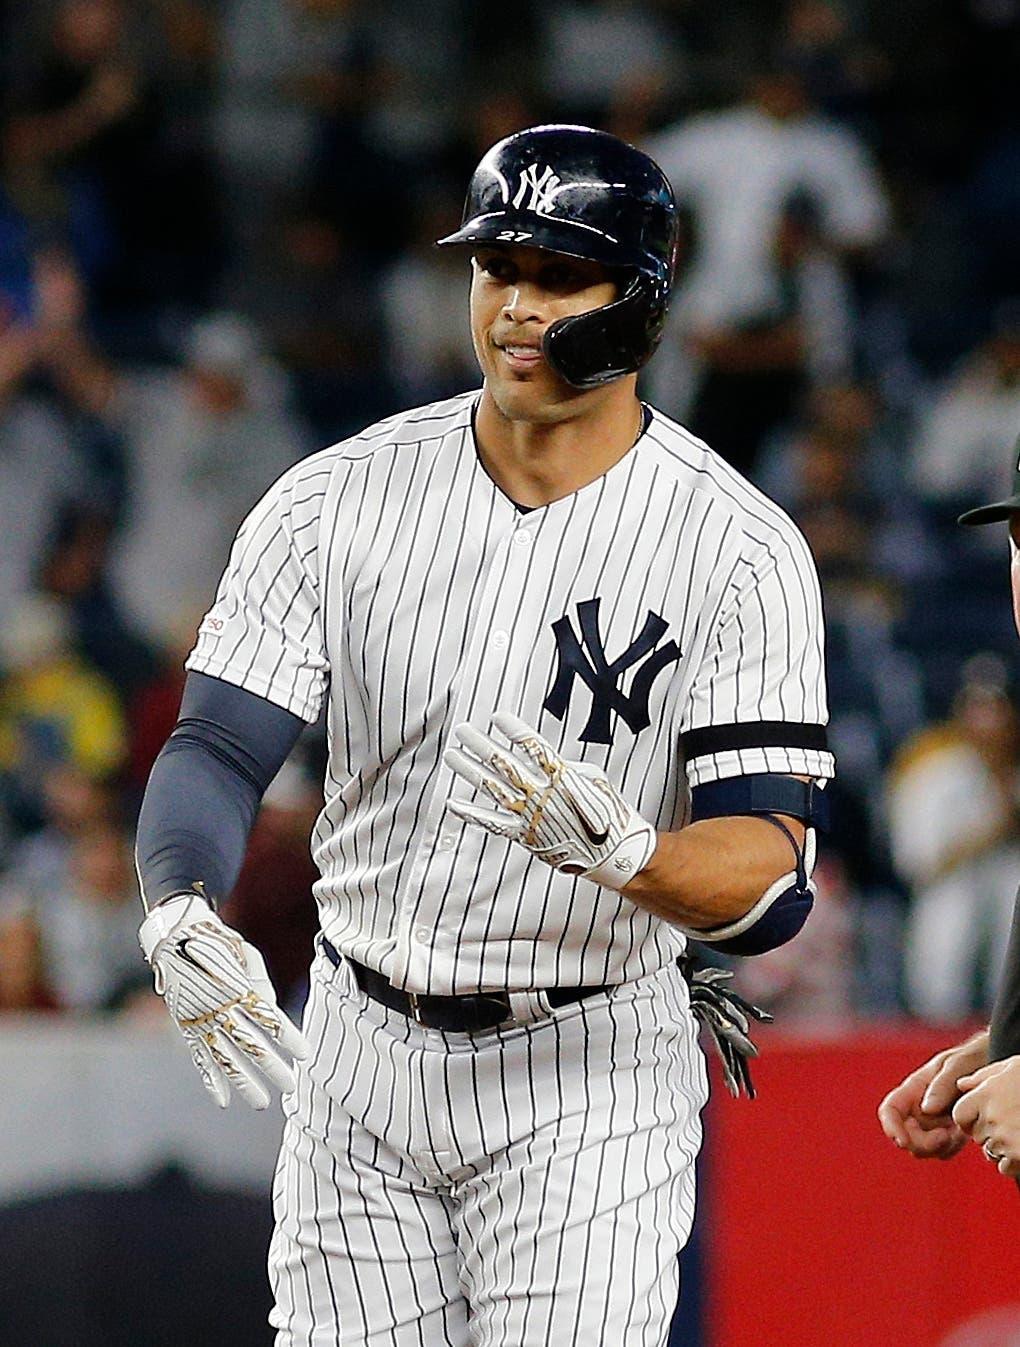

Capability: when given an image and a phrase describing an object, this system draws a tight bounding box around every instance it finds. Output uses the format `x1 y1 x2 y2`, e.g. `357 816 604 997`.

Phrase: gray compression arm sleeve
134 671 306 911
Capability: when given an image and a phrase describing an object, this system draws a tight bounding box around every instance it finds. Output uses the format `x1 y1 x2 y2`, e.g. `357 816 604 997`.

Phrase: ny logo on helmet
543 598 682 745
512 164 561 216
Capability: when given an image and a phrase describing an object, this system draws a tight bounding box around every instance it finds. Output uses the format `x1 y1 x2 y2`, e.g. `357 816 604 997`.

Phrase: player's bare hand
139 892 309 1110
952 1056 1020 1177
444 711 657 891
877 1029 988 1160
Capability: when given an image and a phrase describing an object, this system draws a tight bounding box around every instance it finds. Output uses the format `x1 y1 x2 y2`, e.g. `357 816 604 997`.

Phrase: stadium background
0 0 1018 1342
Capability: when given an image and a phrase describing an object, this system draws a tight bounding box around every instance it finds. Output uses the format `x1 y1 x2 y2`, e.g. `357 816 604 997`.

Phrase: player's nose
500 286 545 324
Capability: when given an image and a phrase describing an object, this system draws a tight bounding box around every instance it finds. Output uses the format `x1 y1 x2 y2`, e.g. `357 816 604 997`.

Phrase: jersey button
512 528 531 546
415 927 430 943
439 835 455 851
492 631 509 650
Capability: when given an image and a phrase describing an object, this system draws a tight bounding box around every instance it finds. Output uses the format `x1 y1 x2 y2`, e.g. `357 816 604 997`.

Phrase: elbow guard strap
690 774 829 831
684 828 817 956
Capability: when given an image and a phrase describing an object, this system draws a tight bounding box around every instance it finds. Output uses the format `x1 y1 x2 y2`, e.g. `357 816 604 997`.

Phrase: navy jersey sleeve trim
681 720 829 762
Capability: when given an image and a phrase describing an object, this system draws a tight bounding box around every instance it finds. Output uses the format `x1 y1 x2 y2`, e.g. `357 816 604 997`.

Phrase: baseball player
135 125 835 1346
879 431 1020 1179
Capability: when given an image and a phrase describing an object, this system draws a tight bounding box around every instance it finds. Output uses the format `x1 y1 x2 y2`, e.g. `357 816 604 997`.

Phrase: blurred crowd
0 0 1018 1027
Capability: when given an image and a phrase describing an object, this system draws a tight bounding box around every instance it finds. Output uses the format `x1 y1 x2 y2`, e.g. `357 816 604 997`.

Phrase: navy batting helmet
437 124 679 390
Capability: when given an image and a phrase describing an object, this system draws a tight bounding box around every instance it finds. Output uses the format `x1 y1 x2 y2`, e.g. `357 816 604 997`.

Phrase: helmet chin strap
541 274 668 389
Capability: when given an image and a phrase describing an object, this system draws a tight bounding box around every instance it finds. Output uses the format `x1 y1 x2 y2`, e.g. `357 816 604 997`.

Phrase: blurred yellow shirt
0 658 126 780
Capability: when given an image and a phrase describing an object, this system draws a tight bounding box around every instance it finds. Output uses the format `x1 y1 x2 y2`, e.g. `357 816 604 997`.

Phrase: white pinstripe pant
269 952 708 1346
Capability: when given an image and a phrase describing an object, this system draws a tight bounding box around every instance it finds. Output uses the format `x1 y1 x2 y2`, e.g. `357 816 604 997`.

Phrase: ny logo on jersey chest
543 598 682 745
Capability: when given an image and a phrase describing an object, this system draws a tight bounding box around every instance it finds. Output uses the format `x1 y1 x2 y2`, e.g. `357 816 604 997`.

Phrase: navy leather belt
321 937 609 1032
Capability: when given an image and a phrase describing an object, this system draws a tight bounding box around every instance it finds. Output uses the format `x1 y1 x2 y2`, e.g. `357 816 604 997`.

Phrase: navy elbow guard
686 829 816 956
685 774 826 956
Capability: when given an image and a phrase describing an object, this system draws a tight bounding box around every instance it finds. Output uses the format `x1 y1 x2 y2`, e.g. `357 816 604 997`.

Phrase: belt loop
507 990 545 1025
407 991 424 1026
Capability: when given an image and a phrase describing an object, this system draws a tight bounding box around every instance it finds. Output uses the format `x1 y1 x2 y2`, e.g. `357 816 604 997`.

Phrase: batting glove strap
138 892 309 1111
444 711 657 892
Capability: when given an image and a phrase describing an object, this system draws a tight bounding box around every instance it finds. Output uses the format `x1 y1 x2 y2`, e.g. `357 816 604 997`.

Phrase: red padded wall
703 1026 1020 1347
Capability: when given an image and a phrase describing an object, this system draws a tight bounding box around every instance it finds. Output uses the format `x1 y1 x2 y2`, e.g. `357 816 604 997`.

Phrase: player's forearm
135 735 261 910
134 671 306 911
624 815 807 930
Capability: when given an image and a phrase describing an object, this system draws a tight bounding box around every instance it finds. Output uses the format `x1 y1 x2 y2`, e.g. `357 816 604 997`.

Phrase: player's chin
486 366 577 423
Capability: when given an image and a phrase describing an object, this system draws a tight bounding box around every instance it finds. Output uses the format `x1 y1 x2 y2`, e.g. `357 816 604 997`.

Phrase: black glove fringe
679 957 774 1099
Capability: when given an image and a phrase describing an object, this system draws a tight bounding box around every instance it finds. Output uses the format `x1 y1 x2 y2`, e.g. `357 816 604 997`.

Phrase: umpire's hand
952 1056 1020 1177
877 1029 989 1159
139 892 309 1110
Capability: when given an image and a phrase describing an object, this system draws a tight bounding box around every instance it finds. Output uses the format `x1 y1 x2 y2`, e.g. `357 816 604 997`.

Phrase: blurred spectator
799 490 923 765
888 655 1020 1021
234 203 390 439
214 0 394 269
648 61 890 327
0 247 127 628
761 380 932 585
910 300 1020 527
462 0 542 79
539 0 686 131
380 189 480 406
764 378 930 1017
645 61 889 450
443 89 538 189
4 819 144 1011
966 130 1020 318
0 764 119 1011
222 754 321 1018
24 247 123 488
675 188 857 476
3 0 222 334
312 0 464 171
778 0 886 129
109 311 309 647
38 502 157 703
784 413 925 1014
824 778 907 1016
0 594 126 834
1 764 115 899
0 349 82 632
0 908 57 1010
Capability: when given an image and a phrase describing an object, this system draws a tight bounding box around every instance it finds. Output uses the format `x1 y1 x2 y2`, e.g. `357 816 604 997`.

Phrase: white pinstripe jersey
187 390 835 996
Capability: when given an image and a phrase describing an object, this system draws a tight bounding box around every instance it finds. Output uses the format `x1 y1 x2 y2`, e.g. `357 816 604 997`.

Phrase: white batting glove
139 892 309 1110
444 711 657 889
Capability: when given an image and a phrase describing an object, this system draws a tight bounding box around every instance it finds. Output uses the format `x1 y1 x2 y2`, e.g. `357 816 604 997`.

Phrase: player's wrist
138 889 217 960
141 879 219 916
584 821 657 890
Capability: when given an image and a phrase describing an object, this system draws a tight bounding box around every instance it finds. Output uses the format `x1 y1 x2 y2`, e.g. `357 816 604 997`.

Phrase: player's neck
474 383 645 509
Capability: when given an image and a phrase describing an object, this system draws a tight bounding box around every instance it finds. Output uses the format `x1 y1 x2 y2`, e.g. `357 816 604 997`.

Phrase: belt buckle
407 991 425 1026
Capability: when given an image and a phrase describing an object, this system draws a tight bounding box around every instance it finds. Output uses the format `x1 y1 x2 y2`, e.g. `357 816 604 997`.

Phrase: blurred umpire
879 429 1020 1177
